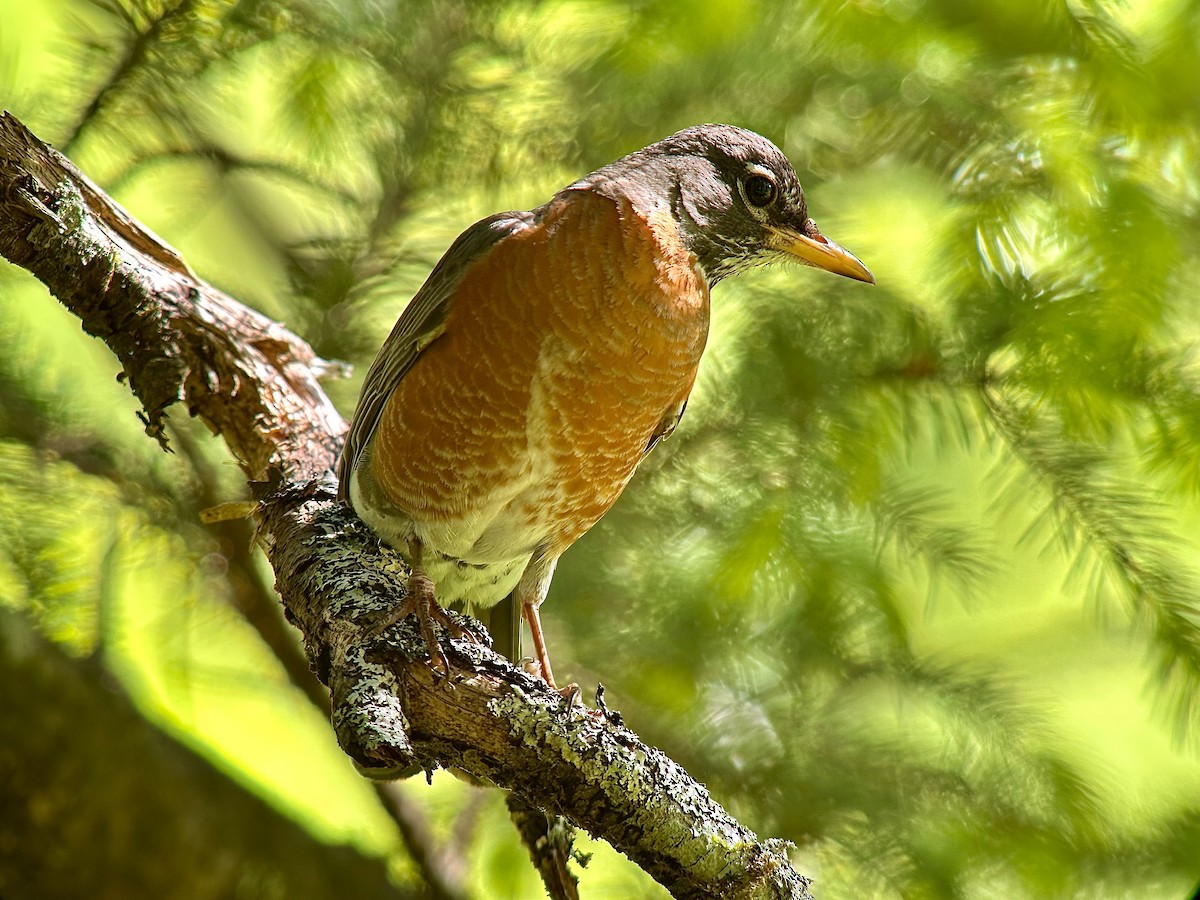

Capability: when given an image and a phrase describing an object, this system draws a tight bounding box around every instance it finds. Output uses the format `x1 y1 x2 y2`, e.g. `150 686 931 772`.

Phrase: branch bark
0 111 814 900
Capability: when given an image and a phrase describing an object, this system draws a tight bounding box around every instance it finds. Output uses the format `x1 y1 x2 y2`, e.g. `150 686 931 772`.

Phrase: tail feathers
471 592 521 663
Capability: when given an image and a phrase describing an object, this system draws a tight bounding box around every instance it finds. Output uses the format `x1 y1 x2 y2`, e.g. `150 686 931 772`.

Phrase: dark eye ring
743 174 777 208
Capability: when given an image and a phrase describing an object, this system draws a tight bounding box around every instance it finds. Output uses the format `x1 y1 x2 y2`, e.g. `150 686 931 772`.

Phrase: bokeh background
3 0 1200 897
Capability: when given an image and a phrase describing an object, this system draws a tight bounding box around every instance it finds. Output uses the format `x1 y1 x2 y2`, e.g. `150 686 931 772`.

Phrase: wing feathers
336 209 539 499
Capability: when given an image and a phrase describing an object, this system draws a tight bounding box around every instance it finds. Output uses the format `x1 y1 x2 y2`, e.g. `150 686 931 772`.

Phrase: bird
337 124 873 690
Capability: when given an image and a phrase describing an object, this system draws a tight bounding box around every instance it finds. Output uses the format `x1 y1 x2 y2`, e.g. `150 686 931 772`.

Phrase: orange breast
370 190 709 558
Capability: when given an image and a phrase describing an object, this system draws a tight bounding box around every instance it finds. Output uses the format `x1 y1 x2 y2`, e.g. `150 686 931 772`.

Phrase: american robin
338 124 872 689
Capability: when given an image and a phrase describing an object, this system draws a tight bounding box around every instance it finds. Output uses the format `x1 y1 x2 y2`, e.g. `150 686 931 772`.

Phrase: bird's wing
644 398 690 455
337 209 540 500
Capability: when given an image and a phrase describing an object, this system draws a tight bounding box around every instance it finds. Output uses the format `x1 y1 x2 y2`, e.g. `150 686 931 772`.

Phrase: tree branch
0 111 813 900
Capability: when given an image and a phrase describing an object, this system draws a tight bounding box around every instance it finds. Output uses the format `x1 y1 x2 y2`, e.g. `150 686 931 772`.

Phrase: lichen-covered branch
0 113 342 479
0 111 813 900
261 482 810 899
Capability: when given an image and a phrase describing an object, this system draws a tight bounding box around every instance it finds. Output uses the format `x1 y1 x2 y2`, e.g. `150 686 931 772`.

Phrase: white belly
350 459 536 610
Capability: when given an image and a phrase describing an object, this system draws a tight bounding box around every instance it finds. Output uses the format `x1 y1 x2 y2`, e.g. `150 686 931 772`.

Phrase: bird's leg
521 599 558 690
399 563 455 676
523 600 581 706
366 539 483 677
514 556 579 702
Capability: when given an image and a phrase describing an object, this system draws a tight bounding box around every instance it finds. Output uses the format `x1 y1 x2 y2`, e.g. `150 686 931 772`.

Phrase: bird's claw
559 682 583 707
362 568 483 681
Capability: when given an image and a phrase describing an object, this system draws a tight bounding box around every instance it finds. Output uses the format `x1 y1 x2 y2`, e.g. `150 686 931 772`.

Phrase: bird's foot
520 656 581 705
558 681 583 707
366 568 485 678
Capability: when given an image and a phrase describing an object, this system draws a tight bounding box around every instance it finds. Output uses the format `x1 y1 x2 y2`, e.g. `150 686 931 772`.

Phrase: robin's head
576 124 873 286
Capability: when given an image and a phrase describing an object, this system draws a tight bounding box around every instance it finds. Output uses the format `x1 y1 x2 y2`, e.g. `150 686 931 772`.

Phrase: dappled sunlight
4 0 1200 895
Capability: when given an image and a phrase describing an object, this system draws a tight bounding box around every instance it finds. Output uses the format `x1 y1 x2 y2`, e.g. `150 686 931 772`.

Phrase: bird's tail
467 592 521 663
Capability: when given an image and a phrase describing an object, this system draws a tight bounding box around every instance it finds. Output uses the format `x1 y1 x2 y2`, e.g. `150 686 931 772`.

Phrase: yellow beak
769 222 874 284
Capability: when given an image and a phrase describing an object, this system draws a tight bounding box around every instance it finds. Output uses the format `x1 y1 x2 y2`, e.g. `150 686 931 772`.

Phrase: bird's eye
743 174 777 208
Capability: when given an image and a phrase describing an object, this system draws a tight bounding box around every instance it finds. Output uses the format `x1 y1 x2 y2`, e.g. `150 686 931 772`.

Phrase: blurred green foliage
3 0 1200 896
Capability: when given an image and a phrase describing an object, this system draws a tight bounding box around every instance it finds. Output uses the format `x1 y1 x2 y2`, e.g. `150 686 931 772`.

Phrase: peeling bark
0 111 813 900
